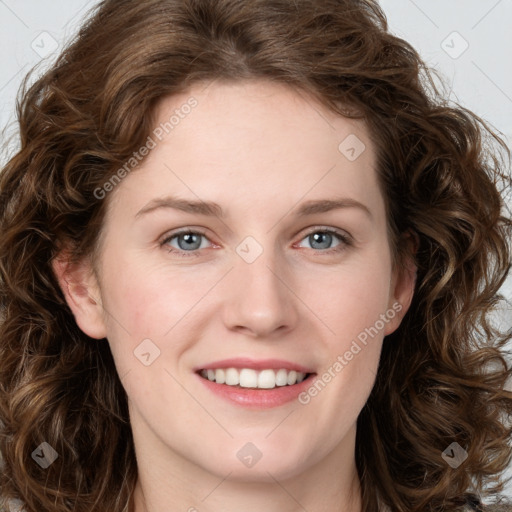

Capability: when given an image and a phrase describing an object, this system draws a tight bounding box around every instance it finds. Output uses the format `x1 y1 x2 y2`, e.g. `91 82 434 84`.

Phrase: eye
161 229 211 257
296 228 352 254
160 227 352 258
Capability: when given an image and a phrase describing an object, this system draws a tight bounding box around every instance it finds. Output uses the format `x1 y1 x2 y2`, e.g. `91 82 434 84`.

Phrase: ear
384 232 418 336
52 253 108 340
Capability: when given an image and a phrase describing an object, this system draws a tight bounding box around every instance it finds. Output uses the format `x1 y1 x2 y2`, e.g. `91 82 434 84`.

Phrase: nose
221 247 299 339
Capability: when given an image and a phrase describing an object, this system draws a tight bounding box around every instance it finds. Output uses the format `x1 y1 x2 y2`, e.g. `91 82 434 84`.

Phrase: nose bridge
222 235 297 337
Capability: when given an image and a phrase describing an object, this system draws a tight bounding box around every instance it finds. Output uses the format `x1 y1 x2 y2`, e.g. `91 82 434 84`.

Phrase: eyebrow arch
135 196 372 219
295 198 372 219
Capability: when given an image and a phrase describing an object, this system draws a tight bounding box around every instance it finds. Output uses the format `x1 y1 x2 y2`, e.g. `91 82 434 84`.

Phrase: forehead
106 80 381 221
150 79 372 162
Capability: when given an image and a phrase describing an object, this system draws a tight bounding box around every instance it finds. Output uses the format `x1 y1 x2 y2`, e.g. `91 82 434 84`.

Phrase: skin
54 80 416 512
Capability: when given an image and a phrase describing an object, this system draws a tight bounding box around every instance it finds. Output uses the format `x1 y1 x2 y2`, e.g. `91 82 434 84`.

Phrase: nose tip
221 254 298 339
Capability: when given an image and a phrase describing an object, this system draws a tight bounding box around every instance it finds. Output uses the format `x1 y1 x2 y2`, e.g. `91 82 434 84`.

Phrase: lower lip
196 372 316 409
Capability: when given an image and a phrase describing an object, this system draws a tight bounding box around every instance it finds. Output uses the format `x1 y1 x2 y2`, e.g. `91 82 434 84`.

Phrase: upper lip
194 358 315 374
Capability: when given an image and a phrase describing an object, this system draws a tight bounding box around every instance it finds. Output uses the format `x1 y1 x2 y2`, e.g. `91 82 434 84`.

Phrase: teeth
240 369 258 388
258 369 276 389
225 368 239 386
287 370 297 385
200 368 308 388
275 369 288 386
215 368 226 384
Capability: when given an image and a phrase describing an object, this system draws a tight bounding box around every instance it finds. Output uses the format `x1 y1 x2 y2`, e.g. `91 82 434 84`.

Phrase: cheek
300 264 391 434
98 250 222 373
100 252 196 332
306 259 392 344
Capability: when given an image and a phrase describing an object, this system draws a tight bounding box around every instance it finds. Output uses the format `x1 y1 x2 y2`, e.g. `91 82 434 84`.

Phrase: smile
194 357 317 408
198 368 312 389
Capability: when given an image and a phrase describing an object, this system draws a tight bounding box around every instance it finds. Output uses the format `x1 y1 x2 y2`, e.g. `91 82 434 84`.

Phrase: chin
215 457 310 484
199 440 313 483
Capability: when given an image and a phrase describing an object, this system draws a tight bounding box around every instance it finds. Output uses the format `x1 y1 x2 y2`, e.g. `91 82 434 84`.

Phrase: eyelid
160 227 209 244
299 225 352 240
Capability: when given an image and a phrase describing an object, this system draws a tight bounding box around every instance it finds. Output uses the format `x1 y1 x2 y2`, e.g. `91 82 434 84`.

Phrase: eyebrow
135 196 372 219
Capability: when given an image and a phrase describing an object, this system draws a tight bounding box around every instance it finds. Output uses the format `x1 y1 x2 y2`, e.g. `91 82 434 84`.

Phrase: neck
129 422 363 512
132 470 362 512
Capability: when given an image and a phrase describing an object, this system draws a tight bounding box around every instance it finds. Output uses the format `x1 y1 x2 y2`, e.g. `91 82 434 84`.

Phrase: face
58 80 415 484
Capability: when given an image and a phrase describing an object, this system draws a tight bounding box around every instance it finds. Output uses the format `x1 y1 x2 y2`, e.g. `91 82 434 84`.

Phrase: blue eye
160 227 351 258
296 228 351 253
161 230 210 257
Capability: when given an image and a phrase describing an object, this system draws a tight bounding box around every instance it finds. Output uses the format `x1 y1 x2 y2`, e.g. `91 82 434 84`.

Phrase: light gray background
0 0 511 501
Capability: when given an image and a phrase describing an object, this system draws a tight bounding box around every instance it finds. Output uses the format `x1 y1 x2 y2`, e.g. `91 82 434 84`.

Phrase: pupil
179 233 200 250
311 232 331 250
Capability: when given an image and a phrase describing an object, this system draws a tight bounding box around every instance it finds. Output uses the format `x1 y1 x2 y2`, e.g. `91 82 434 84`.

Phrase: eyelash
160 227 353 258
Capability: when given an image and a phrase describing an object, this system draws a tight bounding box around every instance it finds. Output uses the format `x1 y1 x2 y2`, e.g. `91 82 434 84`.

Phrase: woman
0 0 511 511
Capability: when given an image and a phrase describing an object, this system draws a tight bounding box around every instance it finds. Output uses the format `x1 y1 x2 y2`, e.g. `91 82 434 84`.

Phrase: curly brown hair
0 0 511 511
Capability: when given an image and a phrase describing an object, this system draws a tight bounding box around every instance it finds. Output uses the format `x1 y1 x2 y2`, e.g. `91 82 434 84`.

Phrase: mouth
194 357 317 408
197 367 316 389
